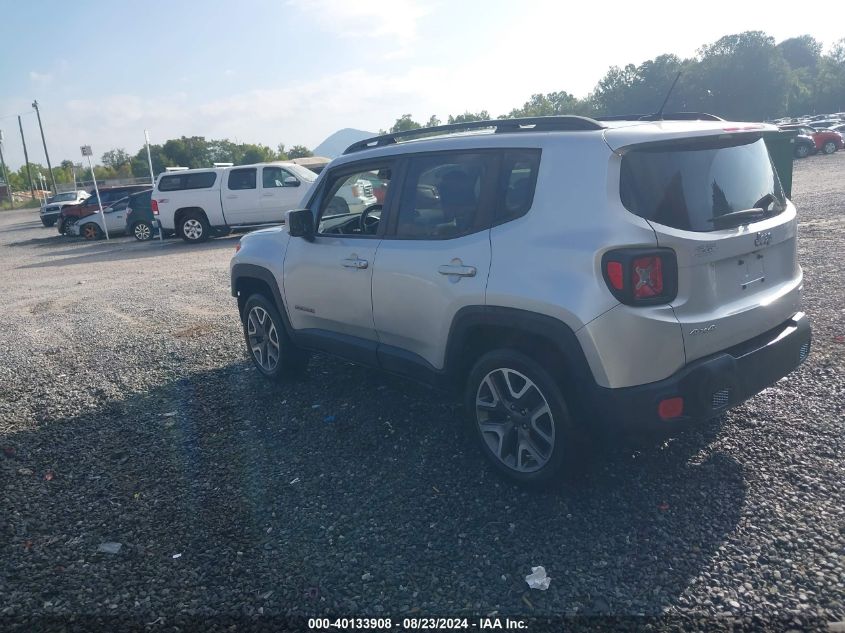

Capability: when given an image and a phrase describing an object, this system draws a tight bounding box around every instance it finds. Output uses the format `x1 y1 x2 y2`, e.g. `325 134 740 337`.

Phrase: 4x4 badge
754 231 772 247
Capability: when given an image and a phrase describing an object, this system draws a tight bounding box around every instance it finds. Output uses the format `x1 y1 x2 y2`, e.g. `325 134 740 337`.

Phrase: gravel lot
1 154 843 632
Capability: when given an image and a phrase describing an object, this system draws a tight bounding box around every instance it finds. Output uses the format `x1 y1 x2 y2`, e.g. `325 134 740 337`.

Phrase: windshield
52 192 78 202
620 136 785 232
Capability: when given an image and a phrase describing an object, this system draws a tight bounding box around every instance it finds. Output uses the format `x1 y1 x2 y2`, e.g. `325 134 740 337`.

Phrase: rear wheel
81 223 102 240
179 212 210 243
465 349 579 486
242 294 309 381
822 140 837 154
132 221 153 241
795 144 810 158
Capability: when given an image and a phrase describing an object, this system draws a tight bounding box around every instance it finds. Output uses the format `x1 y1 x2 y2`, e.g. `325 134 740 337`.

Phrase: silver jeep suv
230 115 811 484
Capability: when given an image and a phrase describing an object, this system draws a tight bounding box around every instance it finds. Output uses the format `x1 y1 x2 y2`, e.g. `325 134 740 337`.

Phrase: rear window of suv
158 172 217 192
619 136 785 232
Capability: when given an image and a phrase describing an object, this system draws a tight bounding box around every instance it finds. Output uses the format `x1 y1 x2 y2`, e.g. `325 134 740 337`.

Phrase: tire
242 294 309 381
57 218 66 234
132 221 153 242
465 349 579 486
179 212 210 243
795 144 810 159
80 223 102 240
41 217 55 227
822 141 837 155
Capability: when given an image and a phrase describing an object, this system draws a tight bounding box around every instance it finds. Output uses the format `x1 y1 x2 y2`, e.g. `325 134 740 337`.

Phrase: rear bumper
591 312 811 432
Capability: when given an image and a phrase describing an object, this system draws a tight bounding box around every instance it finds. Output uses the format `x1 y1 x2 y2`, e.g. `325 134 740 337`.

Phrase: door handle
342 256 368 269
438 263 476 277
225 194 238 199
261 193 274 197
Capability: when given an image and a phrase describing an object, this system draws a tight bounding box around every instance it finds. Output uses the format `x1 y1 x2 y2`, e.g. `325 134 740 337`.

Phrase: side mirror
284 176 300 187
286 208 314 240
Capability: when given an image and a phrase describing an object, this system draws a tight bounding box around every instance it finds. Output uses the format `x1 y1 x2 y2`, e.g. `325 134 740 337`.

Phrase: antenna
653 72 682 121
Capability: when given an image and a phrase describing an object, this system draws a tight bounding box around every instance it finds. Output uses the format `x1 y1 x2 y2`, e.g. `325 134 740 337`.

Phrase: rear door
371 151 496 370
223 167 261 224
617 134 803 363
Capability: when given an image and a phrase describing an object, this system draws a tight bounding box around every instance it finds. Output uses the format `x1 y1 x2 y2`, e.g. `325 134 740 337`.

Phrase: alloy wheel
247 306 280 372
82 224 99 240
134 223 152 240
475 368 555 473
183 218 203 240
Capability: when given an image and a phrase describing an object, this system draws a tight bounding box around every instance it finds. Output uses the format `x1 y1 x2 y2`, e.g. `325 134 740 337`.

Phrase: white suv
230 116 812 484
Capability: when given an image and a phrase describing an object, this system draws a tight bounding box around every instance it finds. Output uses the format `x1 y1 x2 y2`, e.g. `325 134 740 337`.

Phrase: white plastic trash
525 566 551 590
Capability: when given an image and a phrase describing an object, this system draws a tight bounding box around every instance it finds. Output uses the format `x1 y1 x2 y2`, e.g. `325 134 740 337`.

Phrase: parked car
230 116 811 485
793 133 818 158
124 189 156 241
804 119 842 129
152 162 317 243
57 185 151 234
69 196 132 239
39 190 89 227
780 124 844 154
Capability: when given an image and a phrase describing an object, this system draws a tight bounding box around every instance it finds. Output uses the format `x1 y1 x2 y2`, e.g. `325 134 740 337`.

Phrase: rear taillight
602 248 677 305
151 199 159 215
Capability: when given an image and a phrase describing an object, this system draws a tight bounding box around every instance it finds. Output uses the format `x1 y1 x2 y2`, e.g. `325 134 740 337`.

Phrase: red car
57 185 151 234
781 125 844 155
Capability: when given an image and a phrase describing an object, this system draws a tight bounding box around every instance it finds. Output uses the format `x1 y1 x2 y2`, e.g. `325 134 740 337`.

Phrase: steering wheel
359 204 383 234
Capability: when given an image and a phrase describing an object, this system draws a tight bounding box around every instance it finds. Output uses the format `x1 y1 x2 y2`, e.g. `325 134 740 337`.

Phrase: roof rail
596 112 724 122
343 116 605 155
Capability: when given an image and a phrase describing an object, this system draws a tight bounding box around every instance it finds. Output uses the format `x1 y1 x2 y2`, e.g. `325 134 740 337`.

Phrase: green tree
101 148 131 170
390 114 421 133
287 145 313 159
276 143 288 160
447 110 490 124
424 115 441 127
505 92 586 118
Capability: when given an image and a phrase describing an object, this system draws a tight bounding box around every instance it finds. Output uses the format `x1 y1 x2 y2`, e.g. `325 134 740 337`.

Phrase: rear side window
495 150 540 225
620 137 785 232
395 152 492 239
158 172 217 191
228 168 257 190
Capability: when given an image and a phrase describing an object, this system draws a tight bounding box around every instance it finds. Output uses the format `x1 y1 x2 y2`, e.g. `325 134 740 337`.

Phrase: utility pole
32 100 56 193
0 130 12 207
18 115 35 200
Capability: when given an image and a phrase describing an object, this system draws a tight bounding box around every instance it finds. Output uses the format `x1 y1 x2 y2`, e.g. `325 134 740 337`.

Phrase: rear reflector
606 261 624 290
658 397 684 420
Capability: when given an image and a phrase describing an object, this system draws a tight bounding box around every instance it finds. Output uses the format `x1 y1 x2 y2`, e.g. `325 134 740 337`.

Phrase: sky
0 0 843 170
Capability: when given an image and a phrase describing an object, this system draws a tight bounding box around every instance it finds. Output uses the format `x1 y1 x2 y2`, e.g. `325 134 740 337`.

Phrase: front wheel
242 294 309 381
132 221 153 241
465 349 578 485
80 223 102 240
179 213 210 243
41 217 56 227
822 141 837 155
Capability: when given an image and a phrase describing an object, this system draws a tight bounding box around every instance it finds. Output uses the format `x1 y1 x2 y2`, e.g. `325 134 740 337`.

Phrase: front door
259 166 305 224
223 167 261 224
283 161 394 361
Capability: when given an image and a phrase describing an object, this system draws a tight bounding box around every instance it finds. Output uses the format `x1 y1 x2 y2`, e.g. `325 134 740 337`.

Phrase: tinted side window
228 168 257 190
158 175 183 191
395 153 490 239
495 150 541 225
158 172 217 191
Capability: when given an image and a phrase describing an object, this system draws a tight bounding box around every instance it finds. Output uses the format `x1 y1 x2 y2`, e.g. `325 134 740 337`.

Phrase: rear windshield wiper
708 208 768 227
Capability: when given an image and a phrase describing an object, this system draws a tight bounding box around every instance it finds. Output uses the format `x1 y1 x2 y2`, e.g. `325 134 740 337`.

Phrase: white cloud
29 71 53 86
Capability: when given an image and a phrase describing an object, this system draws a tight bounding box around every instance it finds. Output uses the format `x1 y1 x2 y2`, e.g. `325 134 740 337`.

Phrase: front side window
262 167 297 188
395 152 490 239
228 168 256 190
620 136 785 232
316 165 391 236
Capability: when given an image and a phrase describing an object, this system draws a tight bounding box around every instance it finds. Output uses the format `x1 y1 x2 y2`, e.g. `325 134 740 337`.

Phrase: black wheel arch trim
230 264 294 335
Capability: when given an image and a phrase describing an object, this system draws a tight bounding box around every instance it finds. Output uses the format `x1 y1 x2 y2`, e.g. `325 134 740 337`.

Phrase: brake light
151 199 159 215
602 248 677 305
632 255 663 298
